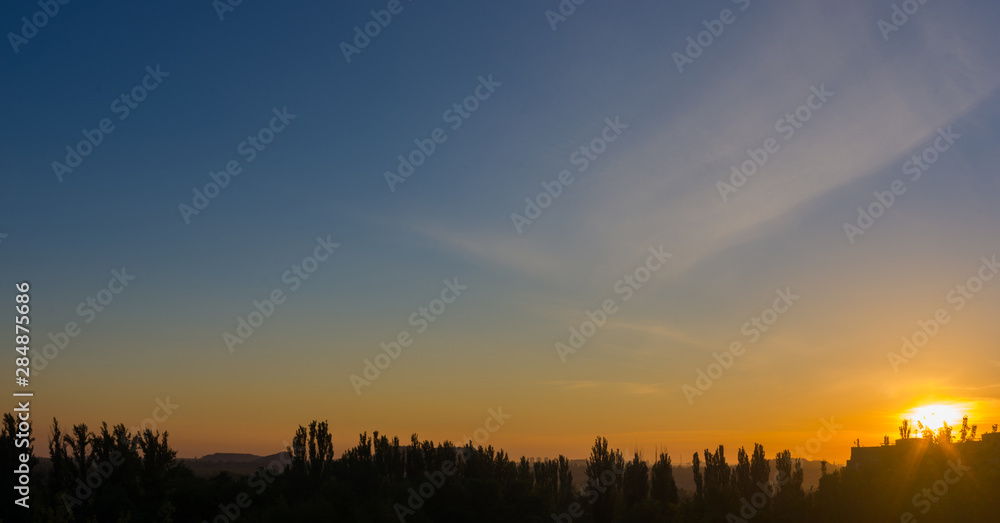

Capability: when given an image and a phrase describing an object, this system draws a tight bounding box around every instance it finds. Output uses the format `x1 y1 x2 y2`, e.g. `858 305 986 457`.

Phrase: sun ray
903 402 970 432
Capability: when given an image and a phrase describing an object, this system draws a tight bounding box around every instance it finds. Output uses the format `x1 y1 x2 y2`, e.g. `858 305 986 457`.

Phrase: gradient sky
2 0 998 464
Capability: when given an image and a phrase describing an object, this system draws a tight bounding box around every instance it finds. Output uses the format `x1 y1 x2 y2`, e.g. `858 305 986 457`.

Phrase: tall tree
622 452 649 510
899 419 912 439
307 420 334 478
734 446 753 499
585 437 624 523
692 452 703 499
937 421 953 444
650 451 678 507
772 450 805 522
406 433 427 481
958 416 978 443
68 423 93 481
750 443 769 488
136 428 178 490
288 425 308 476
703 445 736 519
557 455 574 508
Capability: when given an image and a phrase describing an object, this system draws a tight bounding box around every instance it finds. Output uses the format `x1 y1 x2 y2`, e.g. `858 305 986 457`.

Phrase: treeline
2 415 998 522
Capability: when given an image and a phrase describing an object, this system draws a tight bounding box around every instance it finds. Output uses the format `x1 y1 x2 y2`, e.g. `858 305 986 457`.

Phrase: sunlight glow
905 403 967 430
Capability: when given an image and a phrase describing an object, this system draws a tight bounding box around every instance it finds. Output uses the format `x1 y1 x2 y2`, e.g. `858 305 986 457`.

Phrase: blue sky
2 0 999 460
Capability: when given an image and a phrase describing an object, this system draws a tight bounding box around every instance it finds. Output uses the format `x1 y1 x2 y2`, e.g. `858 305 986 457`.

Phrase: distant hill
194 453 269 463
180 452 290 477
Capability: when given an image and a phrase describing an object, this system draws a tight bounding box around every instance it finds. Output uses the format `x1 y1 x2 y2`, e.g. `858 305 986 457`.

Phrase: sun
905 403 965 430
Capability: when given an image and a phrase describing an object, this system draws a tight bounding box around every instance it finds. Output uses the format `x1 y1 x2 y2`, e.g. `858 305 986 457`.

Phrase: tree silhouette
6 413 998 522
585 436 624 523
42 417 182 521
691 452 702 499
936 421 953 444
623 452 649 510
702 445 736 520
650 451 679 508
772 449 805 522
899 419 912 439
556 455 574 508
734 446 752 499
917 420 935 441
959 416 977 443
750 443 769 489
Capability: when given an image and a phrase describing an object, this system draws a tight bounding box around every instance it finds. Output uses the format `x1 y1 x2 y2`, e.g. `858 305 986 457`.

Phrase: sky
1 0 998 464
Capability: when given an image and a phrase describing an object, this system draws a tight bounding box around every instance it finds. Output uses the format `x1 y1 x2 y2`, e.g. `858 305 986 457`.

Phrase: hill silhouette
180 452 292 477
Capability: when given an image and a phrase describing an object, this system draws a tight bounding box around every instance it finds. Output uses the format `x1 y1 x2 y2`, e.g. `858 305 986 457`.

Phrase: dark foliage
4 416 999 522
